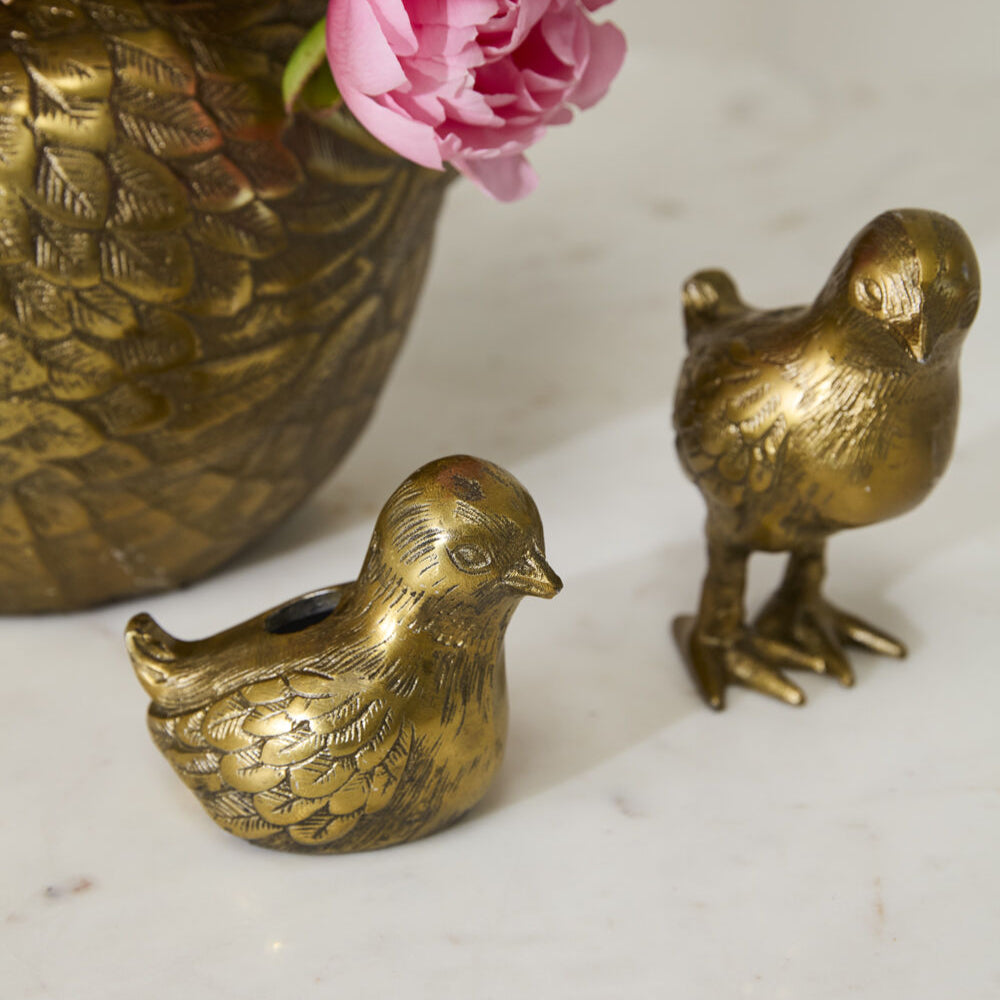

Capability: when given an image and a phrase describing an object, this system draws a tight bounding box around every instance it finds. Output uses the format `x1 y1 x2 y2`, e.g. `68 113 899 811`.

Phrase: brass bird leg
674 531 822 710
754 544 907 686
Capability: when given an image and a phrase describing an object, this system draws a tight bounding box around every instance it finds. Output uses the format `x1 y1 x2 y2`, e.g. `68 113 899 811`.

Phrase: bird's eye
448 543 492 574
855 277 884 312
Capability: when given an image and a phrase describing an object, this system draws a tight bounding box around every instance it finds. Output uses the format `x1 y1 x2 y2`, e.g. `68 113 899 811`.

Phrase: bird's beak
502 544 563 599
899 315 928 363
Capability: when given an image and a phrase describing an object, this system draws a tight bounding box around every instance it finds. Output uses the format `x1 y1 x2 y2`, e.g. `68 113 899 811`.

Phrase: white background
2 2 999 997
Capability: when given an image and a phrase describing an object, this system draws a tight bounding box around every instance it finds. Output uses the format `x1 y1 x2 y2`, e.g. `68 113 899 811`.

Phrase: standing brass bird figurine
126 456 561 852
673 208 980 709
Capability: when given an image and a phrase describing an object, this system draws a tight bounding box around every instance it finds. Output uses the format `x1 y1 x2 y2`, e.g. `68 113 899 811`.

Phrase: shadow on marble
471 533 929 822
474 544 701 814
471 506 974 824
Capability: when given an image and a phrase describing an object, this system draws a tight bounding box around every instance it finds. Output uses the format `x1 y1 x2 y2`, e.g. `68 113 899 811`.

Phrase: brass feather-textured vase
0 1 449 612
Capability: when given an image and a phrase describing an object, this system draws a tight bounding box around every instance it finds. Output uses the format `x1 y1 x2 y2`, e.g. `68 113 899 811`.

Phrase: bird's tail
682 269 749 344
126 612 204 715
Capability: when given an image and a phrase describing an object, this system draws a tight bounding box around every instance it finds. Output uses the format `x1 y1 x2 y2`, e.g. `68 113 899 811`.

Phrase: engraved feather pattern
149 672 415 850
0 1 449 611
674 342 792 510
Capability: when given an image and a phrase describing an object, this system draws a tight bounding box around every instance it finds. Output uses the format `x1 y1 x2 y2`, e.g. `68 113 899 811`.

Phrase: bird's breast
782 363 959 533
392 645 510 835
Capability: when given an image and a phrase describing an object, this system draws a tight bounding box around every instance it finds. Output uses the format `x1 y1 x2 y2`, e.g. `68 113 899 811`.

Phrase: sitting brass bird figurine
126 456 561 852
673 208 980 709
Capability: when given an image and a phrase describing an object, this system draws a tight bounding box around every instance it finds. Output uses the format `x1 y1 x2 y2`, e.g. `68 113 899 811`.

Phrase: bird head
818 208 980 364
360 456 562 615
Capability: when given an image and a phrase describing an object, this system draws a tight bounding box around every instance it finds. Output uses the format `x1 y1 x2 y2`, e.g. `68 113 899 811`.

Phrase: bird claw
831 605 907 658
753 593 907 689
674 595 907 710
673 616 809 711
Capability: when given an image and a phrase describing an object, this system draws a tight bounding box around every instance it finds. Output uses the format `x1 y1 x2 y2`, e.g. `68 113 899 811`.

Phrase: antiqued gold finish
0 1 449 612
673 209 980 710
126 456 561 852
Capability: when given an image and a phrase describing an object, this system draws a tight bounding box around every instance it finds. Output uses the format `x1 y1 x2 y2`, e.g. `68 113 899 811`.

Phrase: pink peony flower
325 0 626 201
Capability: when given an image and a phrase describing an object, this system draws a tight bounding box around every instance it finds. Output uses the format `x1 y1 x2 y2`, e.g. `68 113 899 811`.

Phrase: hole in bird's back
264 588 342 635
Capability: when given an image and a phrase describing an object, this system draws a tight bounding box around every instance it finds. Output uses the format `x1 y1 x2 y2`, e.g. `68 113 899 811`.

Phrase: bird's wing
674 338 794 510
148 670 414 849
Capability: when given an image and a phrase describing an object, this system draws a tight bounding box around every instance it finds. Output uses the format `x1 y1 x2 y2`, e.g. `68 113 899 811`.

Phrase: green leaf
282 18 342 115
300 62 342 116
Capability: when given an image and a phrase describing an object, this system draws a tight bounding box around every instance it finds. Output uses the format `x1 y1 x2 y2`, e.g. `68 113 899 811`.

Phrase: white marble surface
3 3 1000 997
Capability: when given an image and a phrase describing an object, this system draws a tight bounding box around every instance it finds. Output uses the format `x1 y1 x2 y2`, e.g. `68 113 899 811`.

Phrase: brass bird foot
674 593 907 710
673 616 822 709
754 591 907 688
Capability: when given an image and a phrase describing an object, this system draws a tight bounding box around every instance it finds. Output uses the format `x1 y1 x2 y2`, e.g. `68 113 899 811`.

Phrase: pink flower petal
567 19 625 109
454 151 538 201
324 0 624 200
368 0 418 55
327 0 409 94
352 92 445 168
538 6 581 66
